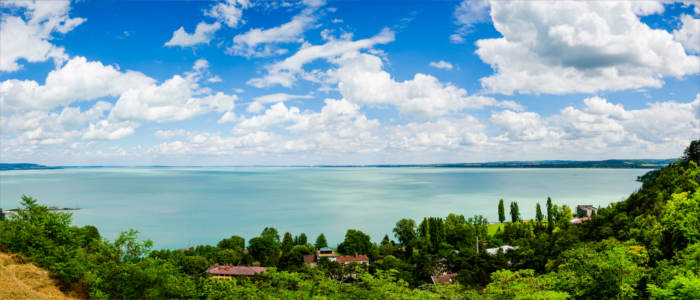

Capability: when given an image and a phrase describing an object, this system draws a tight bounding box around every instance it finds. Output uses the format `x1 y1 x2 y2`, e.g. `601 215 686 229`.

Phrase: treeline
0 141 698 299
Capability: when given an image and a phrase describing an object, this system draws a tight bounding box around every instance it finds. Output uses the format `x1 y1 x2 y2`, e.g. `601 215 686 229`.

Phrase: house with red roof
206 264 267 280
335 253 369 265
431 273 458 285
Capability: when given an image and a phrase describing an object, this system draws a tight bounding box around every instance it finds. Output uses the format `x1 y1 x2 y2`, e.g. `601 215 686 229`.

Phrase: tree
337 229 372 255
547 197 554 232
510 202 520 223
393 218 416 256
536 203 543 224
261 227 280 244
217 235 244 251
248 237 278 266
315 233 328 249
498 199 505 223
216 249 241 265
294 233 308 245
182 255 209 276
282 232 294 253
682 140 700 164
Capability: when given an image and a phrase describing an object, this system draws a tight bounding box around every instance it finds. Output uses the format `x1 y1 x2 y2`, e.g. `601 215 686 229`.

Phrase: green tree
216 249 242 265
510 201 521 223
182 255 209 276
393 218 416 256
295 233 308 245
547 197 554 232
314 233 328 249
248 237 278 266
261 227 280 244
338 229 372 255
217 235 244 251
535 203 544 229
498 199 506 223
683 140 700 164
282 232 294 253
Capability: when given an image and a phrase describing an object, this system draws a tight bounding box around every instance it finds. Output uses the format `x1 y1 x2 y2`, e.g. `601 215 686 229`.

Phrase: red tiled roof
303 254 316 263
336 254 369 263
571 217 591 224
431 273 458 285
206 265 267 276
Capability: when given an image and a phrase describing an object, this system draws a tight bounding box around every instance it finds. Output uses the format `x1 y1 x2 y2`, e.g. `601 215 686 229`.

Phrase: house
316 247 337 261
303 254 317 267
206 265 266 280
486 245 519 255
431 273 458 285
576 205 598 217
335 253 369 265
570 216 591 224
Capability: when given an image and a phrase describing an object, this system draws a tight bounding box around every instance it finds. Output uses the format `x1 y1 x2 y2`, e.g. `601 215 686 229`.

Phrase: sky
0 0 699 166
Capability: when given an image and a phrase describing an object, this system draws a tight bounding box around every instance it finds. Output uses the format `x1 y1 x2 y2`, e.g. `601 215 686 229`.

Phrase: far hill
0 163 62 171
344 159 675 169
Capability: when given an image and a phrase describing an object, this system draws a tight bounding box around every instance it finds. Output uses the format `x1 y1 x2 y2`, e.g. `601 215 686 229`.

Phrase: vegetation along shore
0 141 698 299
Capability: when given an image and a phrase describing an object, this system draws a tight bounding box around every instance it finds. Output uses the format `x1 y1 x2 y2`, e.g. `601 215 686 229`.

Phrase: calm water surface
0 167 649 249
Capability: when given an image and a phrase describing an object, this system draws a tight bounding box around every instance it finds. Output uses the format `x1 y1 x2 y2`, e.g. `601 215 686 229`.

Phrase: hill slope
0 252 81 300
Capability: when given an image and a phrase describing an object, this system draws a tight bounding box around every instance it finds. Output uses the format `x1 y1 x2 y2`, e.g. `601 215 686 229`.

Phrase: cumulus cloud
332 52 521 119
674 14 700 54
490 110 552 142
0 0 85 72
450 0 490 43
164 22 221 47
490 94 700 154
230 0 325 57
1 101 112 149
205 0 251 28
1 56 154 111
83 120 137 140
429 60 453 70
476 1 700 94
247 28 395 87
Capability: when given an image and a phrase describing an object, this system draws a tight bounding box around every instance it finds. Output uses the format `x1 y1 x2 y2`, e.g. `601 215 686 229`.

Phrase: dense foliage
1 141 699 299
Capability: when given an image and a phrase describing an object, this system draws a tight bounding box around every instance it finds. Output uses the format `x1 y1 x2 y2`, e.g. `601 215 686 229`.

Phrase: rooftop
205 265 267 276
431 273 458 285
336 254 369 264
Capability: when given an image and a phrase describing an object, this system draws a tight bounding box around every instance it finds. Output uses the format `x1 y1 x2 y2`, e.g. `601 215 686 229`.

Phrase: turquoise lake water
0 167 649 249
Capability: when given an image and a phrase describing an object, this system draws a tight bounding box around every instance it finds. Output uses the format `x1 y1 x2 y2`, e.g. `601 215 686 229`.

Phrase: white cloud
253 92 313 103
1 101 112 149
429 60 453 70
247 28 395 87
83 120 137 140
217 111 238 124
230 0 324 57
388 117 488 151
333 52 521 119
154 129 187 139
1 56 154 111
476 1 700 94
451 0 490 43
0 0 85 72
490 110 552 142
246 101 266 113
165 22 221 48
105 60 237 123
205 0 251 28
674 14 700 54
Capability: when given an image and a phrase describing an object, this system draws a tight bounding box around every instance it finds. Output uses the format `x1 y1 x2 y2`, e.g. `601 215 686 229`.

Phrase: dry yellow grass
0 252 83 300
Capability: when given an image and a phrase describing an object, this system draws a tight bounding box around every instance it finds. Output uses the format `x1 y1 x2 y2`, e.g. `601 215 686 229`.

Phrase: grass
488 223 505 236
0 252 84 300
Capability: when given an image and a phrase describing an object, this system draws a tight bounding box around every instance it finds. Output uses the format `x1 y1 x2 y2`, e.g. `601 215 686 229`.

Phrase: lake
0 167 649 249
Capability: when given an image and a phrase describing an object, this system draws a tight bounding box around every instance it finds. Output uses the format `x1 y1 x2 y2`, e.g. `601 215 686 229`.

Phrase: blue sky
1 0 699 165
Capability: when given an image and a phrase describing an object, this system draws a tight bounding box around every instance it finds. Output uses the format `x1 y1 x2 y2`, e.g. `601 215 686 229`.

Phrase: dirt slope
0 252 82 300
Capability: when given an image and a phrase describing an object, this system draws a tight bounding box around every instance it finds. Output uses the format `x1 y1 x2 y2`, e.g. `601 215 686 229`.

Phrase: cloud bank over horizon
1 0 698 165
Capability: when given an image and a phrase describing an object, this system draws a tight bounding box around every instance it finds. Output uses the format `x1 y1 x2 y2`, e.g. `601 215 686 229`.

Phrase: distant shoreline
1 159 674 171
